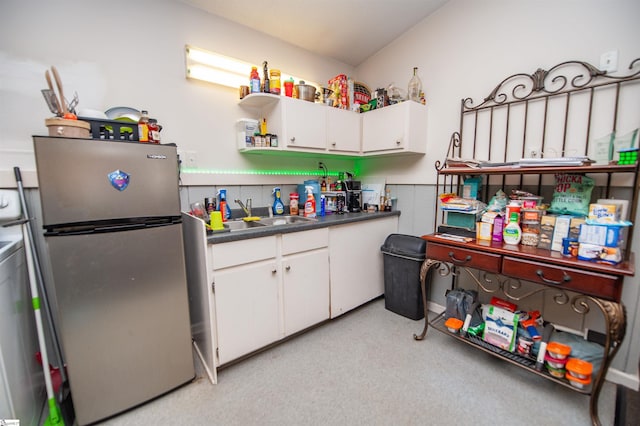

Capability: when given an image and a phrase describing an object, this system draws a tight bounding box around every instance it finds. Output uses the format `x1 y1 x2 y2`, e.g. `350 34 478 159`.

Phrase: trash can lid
380 233 426 259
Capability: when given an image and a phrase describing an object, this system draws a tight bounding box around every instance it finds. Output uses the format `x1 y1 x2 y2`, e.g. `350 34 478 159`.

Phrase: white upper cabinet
326 107 361 153
238 94 425 156
361 101 427 155
279 97 327 151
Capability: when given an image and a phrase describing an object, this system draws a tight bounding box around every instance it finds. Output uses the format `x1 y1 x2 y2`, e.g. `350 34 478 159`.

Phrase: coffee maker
344 179 362 212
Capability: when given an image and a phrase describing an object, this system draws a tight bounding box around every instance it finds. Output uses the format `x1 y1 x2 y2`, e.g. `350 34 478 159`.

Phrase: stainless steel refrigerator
33 136 194 425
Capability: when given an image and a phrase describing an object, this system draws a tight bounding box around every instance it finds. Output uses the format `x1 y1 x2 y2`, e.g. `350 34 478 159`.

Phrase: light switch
600 50 618 73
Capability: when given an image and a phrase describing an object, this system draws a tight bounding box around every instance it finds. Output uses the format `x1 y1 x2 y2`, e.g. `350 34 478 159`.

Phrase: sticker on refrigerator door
108 169 130 191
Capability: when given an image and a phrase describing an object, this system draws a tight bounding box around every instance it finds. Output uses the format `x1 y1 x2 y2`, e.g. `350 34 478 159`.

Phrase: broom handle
13 167 68 388
23 225 60 422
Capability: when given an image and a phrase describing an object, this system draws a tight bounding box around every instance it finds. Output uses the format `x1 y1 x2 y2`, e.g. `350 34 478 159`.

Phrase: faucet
234 198 252 217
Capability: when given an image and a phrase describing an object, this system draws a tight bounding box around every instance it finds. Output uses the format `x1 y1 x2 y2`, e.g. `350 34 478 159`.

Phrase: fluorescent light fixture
185 44 321 91
186 45 254 88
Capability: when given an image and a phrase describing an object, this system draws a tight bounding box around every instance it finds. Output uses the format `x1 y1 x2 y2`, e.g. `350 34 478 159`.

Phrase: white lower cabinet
188 215 399 371
329 216 399 318
210 236 279 365
281 229 330 336
214 260 280 365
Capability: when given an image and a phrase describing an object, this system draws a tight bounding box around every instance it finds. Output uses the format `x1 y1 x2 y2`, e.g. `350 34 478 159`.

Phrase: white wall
355 0 640 184
0 0 357 187
356 0 640 381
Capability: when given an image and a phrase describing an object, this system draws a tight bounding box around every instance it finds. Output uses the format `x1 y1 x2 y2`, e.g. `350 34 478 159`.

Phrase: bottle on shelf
148 118 161 144
217 189 232 222
502 212 522 245
269 68 281 95
138 110 150 142
262 61 270 93
303 186 316 218
272 187 285 216
250 66 261 93
407 67 422 103
289 192 299 216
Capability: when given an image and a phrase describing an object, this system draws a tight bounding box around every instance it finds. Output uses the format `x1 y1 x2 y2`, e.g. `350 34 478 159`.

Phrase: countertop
207 211 400 244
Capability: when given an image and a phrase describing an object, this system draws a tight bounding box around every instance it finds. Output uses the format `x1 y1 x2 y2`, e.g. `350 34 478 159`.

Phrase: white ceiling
179 0 449 67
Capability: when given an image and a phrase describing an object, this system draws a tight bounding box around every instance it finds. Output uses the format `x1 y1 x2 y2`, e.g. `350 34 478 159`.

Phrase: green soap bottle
272 187 285 215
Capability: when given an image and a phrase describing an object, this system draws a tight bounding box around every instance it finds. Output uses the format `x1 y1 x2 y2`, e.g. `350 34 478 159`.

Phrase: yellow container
269 69 281 95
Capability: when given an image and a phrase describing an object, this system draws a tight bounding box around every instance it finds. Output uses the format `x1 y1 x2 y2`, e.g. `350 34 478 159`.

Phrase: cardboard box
588 203 621 223
446 211 481 229
551 215 572 252
577 243 623 265
569 217 586 240
476 221 493 241
328 74 349 110
538 215 556 250
578 223 627 247
463 177 482 199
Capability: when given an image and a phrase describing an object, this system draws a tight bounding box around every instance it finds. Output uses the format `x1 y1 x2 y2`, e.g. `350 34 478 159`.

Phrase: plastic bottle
262 61 270 93
304 186 316 218
250 66 261 93
321 178 327 192
217 189 231 222
289 193 299 215
269 69 281 95
319 195 326 217
272 187 285 216
503 212 522 245
407 67 422 103
138 110 150 142
148 118 161 144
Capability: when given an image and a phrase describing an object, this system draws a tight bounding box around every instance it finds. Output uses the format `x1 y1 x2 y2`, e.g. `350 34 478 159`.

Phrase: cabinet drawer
282 228 328 255
502 257 622 301
426 243 501 273
211 236 277 270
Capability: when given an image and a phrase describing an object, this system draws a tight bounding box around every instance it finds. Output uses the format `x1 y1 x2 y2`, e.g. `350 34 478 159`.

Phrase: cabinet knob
290 137 296 143
395 139 401 145
331 142 336 146
272 269 277 274
285 265 291 271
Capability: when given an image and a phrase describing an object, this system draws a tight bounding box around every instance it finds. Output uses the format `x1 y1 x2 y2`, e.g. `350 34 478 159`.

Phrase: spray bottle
272 187 285 216
304 186 316 218
217 189 231 222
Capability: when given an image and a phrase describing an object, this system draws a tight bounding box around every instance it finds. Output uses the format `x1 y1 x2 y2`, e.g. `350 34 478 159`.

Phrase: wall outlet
186 151 198 168
600 50 618 73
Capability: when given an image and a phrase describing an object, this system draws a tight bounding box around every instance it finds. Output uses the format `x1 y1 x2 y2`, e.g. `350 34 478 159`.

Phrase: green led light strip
181 168 343 177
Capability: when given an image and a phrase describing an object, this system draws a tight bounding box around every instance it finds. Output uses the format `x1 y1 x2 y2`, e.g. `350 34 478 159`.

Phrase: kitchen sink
258 215 317 226
224 220 267 231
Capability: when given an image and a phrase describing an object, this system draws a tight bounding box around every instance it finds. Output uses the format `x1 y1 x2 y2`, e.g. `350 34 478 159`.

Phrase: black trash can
380 234 428 320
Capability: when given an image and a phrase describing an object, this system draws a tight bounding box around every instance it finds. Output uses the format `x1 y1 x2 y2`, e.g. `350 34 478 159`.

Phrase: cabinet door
214 260 280 364
329 216 399 318
326 108 361 153
282 97 327 150
362 102 405 152
282 249 330 335
362 101 427 154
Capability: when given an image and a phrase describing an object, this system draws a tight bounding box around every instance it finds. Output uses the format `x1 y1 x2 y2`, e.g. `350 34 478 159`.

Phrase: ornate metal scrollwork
462 58 639 111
